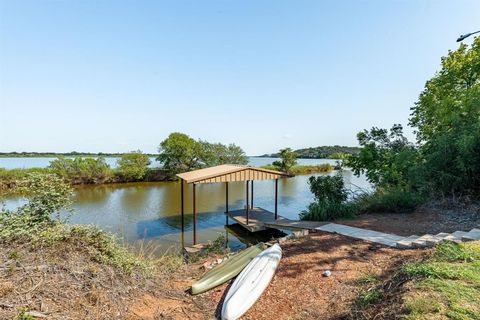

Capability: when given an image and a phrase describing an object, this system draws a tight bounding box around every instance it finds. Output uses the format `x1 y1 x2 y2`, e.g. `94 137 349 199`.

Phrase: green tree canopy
116 151 151 181
410 37 480 195
350 37 480 197
157 133 248 176
347 124 418 191
272 148 298 174
157 133 200 174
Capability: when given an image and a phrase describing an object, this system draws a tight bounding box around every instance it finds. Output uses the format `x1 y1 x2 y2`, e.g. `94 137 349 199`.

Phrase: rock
216 258 223 265
322 270 331 277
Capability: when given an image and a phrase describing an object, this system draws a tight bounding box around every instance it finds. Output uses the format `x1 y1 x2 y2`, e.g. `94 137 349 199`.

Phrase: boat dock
226 207 327 232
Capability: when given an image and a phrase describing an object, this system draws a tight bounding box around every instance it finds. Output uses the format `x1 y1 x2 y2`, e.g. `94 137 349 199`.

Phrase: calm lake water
1 157 370 253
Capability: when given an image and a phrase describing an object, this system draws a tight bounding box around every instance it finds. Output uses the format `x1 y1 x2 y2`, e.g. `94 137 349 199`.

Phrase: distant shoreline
0 153 158 158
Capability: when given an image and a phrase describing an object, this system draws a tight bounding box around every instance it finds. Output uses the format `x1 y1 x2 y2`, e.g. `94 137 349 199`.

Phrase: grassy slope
350 241 480 320
403 241 480 319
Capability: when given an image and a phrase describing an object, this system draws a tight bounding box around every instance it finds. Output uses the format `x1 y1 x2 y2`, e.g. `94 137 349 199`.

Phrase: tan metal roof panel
176 164 290 184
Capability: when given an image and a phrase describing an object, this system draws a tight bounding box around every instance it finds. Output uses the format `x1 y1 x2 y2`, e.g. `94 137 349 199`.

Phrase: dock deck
226 207 327 232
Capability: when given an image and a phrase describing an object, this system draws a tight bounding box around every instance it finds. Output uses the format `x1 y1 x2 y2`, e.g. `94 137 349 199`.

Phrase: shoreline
0 164 337 192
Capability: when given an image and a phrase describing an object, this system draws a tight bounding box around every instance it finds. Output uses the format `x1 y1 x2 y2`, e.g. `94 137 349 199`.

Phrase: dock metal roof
176 164 290 184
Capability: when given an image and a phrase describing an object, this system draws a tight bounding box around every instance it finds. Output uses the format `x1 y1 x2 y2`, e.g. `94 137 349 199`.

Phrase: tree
225 143 248 165
157 133 201 175
197 141 248 167
272 148 298 174
347 124 418 191
409 37 480 196
116 151 151 181
157 133 248 176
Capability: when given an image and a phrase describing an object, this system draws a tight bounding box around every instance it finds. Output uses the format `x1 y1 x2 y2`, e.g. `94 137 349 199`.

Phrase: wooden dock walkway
226 207 327 232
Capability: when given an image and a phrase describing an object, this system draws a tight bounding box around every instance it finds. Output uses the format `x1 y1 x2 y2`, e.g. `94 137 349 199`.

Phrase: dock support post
275 179 278 220
181 180 184 248
225 182 229 225
250 180 254 209
193 183 196 245
245 180 249 225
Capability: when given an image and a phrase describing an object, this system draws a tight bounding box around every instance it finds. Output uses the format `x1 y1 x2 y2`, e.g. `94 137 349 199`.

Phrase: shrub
116 151 151 181
355 189 425 213
299 200 357 221
0 173 73 239
0 167 51 192
308 174 348 203
300 174 357 221
49 156 112 184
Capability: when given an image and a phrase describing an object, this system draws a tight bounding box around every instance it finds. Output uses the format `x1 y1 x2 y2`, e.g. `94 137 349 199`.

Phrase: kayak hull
221 243 282 320
191 243 266 295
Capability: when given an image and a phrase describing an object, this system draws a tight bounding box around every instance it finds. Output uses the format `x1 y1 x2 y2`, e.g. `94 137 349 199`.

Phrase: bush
300 174 357 221
308 174 348 203
299 200 357 221
0 167 51 191
0 173 73 239
49 156 112 184
355 189 425 213
116 151 151 181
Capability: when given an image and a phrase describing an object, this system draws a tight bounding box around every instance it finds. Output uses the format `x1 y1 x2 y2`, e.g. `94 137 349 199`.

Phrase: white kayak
221 243 282 320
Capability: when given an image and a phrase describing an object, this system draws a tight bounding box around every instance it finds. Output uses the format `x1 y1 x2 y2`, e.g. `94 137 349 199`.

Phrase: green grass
403 241 480 319
358 288 383 306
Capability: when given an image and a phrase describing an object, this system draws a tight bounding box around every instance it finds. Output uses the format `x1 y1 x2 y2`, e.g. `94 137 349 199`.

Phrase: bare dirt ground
140 232 425 320
336 201 480 236
1 232 426 320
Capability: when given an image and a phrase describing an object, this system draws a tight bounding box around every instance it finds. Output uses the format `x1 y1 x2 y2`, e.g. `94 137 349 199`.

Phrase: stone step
462 228 480 241
412 234 435 248
425 232 450 246
442 231 468 243
396 235 420 249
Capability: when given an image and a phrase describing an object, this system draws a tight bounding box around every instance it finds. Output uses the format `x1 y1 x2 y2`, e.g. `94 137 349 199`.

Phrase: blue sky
1 1 479 155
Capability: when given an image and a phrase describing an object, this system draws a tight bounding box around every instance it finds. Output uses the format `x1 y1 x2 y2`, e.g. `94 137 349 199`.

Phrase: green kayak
191 243 266 295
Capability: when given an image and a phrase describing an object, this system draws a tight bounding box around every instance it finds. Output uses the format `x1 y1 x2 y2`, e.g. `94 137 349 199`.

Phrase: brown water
2 158 370 253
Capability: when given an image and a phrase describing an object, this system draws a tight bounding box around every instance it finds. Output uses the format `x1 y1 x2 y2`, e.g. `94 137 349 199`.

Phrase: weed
203 234 227 255
8 249 21 260
358 288 382 306
17 308 34 320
